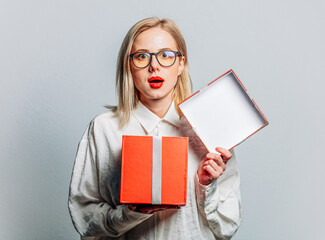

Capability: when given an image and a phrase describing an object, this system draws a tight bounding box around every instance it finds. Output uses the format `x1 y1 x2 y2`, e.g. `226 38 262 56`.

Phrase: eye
135 52 149 60
160 51 175 58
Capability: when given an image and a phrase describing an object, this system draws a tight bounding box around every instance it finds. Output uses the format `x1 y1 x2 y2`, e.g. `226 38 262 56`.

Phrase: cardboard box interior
178 70 268 152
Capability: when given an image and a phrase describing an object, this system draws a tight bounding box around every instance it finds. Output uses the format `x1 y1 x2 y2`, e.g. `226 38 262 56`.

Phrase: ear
177 56 185 76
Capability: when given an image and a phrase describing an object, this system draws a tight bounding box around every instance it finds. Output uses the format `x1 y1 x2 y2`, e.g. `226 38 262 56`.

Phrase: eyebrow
133 48 174 52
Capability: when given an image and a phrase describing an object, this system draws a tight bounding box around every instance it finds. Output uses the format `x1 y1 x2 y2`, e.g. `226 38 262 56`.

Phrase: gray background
1 0 324 239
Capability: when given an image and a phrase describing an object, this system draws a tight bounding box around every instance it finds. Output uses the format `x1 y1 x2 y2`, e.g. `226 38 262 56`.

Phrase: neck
140 97 173 118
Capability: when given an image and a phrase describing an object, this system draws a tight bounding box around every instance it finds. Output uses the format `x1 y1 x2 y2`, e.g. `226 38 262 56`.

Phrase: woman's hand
129 204 180 214
197 147 232 185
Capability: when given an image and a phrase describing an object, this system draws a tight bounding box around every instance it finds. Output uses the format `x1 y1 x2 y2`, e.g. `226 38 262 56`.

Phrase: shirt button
154 126 159 136
206 206 213 212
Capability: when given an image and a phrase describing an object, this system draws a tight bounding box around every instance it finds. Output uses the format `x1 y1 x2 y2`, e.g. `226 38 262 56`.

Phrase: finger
205 152 223 164
205 153 226 171
204 159 225 172
150 205 179 214
206 152 221 160
135 204 166 213
215 157 226 171
203 165 222 180
129 204 136 211
215 147 232 162
203 164 222 179
141 206 167 214
165 205 180 210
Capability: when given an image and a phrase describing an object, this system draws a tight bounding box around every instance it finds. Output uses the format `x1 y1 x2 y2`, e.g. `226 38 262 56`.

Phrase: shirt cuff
194 173 219 210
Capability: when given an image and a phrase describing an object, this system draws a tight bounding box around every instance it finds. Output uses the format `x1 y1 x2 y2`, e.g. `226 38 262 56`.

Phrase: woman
69 17 242 239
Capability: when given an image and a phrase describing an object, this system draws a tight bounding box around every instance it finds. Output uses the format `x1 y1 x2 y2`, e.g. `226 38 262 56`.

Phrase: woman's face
130 27 185 106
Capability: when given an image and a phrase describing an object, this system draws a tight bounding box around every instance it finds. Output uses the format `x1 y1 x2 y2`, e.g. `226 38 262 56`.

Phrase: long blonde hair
108 17 192 128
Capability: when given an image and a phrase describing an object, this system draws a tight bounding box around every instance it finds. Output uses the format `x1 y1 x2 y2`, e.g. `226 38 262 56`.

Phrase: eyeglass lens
132 50 177 68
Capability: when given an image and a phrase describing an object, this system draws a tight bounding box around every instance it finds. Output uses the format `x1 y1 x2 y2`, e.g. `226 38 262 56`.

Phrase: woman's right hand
129 204 180 214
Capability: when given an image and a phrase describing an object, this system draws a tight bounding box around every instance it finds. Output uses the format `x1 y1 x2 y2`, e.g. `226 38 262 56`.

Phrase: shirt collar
132 101 180 134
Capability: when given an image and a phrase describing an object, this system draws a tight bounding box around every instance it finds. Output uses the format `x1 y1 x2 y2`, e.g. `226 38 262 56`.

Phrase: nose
148 54 160 72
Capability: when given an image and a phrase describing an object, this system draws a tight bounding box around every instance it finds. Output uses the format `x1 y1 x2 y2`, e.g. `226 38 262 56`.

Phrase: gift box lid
178 69 269 152
120 135 188 205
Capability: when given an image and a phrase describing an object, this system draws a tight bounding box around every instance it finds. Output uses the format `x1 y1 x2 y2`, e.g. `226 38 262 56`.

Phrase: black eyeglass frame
129 50 182 69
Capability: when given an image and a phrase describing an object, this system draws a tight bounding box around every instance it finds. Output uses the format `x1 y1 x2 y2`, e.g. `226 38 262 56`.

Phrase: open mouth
149 80 164 83
148 76 165 88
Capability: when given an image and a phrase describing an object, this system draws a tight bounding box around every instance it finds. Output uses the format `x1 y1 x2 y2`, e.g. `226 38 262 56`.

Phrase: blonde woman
69 17 242 239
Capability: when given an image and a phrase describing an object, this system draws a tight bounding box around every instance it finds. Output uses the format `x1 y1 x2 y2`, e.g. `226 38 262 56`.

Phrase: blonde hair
108 17 192 128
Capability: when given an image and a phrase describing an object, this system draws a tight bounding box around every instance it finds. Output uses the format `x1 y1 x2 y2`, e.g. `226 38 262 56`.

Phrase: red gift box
120 135 188 205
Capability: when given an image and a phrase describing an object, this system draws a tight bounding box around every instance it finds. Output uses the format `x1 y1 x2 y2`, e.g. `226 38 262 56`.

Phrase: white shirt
68 102 242 240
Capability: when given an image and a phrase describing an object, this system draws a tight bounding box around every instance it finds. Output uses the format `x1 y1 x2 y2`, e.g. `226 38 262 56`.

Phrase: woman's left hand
197 147 232 185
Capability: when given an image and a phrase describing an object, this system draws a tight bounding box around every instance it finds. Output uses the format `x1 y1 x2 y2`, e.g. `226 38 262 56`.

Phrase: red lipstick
148 76 165 88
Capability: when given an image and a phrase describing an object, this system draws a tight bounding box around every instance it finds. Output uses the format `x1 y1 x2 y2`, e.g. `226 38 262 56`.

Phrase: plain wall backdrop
1 0 324 239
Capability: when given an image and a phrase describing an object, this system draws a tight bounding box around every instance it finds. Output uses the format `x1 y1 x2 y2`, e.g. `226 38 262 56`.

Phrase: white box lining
179 70 268 152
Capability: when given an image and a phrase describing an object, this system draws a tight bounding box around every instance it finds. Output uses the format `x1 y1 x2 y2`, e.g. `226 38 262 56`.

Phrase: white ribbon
152 136 162 204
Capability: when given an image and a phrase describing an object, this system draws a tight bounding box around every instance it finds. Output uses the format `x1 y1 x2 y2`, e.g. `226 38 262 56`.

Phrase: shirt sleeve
68 122 152 237
194 149 242 239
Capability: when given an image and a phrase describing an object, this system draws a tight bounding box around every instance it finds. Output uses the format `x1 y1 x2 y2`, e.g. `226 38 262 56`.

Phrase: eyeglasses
130 50 182 69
